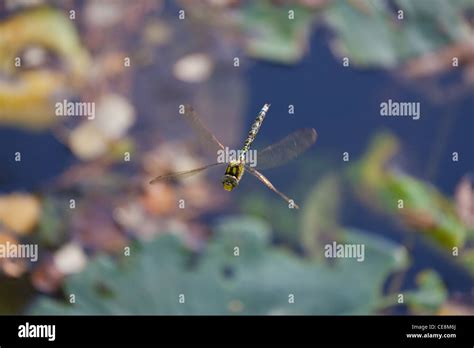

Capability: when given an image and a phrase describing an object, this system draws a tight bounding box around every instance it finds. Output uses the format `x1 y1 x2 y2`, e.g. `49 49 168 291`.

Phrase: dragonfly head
222 174 238 191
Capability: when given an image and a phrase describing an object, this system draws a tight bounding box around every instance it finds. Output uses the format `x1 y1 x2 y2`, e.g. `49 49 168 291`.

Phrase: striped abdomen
240 103 270 160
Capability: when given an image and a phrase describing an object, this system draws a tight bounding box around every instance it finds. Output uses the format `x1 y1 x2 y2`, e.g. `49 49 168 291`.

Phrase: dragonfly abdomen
240 103 270 160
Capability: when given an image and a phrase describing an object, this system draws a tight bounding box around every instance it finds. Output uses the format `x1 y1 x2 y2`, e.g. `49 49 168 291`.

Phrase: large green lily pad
30 217 407 315
325 0 474 67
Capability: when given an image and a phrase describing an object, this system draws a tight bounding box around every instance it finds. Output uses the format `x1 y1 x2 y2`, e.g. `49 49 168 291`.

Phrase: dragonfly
150 104 317 209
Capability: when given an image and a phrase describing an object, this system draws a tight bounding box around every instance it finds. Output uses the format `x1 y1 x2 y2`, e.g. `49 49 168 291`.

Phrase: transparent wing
149 163 223 184
183 105 225 153
246 166 299 209
255 128 317 170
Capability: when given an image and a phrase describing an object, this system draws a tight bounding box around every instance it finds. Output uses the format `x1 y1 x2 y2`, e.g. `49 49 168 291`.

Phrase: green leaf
29 217 407 315
405 270 448 314
325 0 474 67
348 131 469 249
238 1 316 64
239 193 300 244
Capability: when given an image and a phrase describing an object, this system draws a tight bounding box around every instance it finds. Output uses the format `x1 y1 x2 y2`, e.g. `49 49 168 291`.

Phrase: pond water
0 13 472 303
246 29 474 296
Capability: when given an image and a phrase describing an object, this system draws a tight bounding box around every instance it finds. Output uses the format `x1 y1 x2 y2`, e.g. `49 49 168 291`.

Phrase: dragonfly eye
222 174 238 191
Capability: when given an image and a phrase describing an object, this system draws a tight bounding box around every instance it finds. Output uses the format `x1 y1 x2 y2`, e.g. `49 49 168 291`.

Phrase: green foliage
30 216 407 315
405 270 448 314
233 0 474 65
325 0 474 67
240 193 300 243
237 1 316 64
348 131 469 249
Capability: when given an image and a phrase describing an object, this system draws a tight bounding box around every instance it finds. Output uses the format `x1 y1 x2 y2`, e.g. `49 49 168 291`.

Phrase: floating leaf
30 216 407 315
325 0 474 68
237 1 316 64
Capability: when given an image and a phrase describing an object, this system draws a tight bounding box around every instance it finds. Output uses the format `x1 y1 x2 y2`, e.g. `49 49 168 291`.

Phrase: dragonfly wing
183 105 225 153
246 166 299 209
149 163 223 184
255 128 317 170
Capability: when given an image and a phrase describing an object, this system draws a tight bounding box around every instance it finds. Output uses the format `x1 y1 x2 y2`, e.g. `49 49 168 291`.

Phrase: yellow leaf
0 194 41 235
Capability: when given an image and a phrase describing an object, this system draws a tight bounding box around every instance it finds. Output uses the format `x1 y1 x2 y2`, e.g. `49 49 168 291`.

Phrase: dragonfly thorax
222 161 245 191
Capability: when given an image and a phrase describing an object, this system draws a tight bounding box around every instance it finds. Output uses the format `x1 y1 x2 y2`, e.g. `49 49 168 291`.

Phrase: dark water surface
246 29 474 295
0 21 472 300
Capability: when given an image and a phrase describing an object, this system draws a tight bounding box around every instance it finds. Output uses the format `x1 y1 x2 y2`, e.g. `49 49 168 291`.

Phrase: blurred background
0 0 473 315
